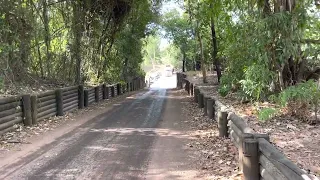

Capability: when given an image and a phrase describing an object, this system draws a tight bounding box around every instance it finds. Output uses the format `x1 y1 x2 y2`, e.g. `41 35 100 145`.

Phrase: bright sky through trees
159 0 184 50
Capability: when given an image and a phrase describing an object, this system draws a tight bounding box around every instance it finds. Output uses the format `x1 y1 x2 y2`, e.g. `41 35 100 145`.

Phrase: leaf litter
178 89 241 180
187 72 320 178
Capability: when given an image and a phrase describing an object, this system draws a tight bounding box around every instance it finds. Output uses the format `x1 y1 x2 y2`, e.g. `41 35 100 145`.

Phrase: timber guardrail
177 73 317 180
0 77 145 136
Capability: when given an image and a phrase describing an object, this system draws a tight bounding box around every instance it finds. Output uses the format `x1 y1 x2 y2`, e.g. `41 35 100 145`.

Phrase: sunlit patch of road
149 73 177 90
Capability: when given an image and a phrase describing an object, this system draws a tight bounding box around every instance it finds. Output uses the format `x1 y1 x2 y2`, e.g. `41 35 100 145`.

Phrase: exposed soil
186 72 320 178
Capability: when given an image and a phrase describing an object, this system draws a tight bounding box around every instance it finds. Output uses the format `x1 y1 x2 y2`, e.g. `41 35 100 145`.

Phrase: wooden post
242 138 259 180
111 86 115 97
185 80 189 92
203 95 208 116
117 83 121 95
30 95 38 124
190 83 194 96
94 86 99 102
22 95 32 126
106 86 110 99
218 111 228 137
194 88 199 103
207 98 214 119
254 134 270 142
239 133 254 171
176 73 180 88
186 80 190 95
78 85 84 109
198 93 204 108
55 89 64 116
84 90 89 107
102 84 107 99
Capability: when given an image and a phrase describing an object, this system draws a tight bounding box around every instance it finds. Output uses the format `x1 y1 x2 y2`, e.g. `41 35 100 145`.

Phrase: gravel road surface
0 74 202 180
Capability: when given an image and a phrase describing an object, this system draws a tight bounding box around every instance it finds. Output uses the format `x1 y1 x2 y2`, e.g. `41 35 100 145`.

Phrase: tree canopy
0 0 162 86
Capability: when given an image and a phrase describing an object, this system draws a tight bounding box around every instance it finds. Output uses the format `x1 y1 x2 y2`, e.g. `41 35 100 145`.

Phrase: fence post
239 133 254 171
30 95 38 124
190 83 194 96
218 110 228 137
203 95 208 116
176 73 180 88
198 92 204 108
207 98 214 119
102 84 107 99
78 85 84 109
242 138 259 180
117 83 121 95
194 87 199 103
185 80 189 92
55 89 64 116
84 90 89 107
94 86 99 102
106 86 110 99
111 86 115 97
22 95 32 126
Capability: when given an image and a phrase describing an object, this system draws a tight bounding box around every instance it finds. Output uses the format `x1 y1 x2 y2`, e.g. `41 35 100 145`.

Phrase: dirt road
0 75 202 180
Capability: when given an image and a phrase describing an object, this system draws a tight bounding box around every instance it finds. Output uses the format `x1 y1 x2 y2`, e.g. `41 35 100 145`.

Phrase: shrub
258 107 278 122
277 80 320 122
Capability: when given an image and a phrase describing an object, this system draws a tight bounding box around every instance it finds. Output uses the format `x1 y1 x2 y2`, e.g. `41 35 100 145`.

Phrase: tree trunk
42 0 51 77
197 30 207 83
210 3 222 83
72 1 83 84
182 52 186 72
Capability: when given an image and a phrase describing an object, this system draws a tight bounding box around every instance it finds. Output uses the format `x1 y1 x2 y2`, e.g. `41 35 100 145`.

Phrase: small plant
276 80 320 123
258 108 278 122
218 73 236 97
239 64 273 101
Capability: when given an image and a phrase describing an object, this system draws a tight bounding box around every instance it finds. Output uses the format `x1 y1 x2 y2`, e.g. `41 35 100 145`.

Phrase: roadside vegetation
161 0 320 124
0 0 162 95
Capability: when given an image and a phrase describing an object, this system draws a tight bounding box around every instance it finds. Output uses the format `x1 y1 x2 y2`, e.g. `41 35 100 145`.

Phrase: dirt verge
178 89 241 180
187 72 320 177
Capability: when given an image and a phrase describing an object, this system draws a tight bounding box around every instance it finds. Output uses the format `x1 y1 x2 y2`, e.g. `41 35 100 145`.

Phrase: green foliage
0 0 161 85
239 64 273 100
258 108 278 122
218 74 235 97
277 80 320 108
